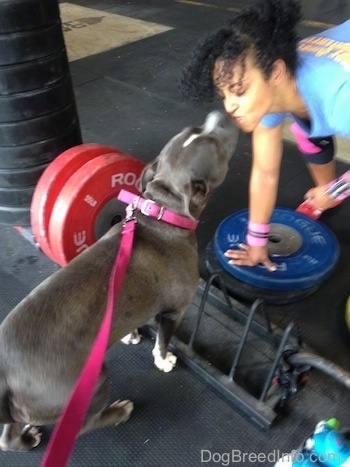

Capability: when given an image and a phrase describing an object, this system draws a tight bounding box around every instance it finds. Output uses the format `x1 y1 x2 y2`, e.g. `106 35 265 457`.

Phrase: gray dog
0 110 237 452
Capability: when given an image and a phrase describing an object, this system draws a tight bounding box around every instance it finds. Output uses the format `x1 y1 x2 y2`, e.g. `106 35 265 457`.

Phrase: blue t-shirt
260 20 350 138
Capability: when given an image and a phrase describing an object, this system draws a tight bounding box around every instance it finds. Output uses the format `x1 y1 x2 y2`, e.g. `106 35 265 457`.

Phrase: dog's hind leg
0 423 41 451
80 399 133 435
152 308 185 373
79 366 134 436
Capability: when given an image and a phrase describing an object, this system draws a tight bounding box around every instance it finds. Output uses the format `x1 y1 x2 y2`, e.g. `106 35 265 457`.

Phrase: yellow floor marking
59 3 172 62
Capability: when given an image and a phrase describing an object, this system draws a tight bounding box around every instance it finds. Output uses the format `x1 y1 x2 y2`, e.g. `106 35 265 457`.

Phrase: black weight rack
144 273 350 429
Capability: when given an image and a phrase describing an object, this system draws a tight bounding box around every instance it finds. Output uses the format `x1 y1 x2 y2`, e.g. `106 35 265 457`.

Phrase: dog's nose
201 111 238 160
204 110 233 132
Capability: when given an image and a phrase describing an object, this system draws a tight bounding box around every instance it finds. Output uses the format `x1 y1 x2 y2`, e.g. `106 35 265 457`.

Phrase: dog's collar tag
118 189 198 230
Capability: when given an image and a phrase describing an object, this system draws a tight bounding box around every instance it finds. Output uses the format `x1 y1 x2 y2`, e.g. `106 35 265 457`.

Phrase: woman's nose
223 96 239 114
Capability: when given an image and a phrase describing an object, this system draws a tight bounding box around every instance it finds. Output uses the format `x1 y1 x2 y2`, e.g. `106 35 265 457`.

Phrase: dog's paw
110 400 134 425
120 330 141 345
152 350 177 373
0 425 42 452
22 425 42 448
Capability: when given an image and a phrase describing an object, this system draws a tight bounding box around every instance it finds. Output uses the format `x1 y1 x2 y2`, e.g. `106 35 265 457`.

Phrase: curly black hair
180 0 302 103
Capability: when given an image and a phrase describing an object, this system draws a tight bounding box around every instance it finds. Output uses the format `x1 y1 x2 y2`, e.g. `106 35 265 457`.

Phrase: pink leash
41 190 197 467
41 205 136 467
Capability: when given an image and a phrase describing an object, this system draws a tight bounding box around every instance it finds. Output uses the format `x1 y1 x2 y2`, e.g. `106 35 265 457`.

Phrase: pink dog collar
118 189 199 230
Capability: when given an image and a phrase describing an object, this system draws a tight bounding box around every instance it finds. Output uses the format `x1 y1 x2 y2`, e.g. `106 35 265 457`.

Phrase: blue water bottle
274 419 350 467
307 418 350 467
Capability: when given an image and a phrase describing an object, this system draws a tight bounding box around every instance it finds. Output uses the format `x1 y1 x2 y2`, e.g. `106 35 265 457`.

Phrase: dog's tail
0 374 15 423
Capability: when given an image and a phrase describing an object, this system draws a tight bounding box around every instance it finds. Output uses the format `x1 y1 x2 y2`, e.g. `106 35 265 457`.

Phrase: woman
181 0 350 271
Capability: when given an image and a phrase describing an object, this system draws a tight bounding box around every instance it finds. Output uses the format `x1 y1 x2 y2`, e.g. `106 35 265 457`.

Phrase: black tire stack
0 0 82 225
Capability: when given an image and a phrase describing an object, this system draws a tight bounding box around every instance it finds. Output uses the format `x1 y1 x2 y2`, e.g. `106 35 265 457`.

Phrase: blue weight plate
214 207 339 291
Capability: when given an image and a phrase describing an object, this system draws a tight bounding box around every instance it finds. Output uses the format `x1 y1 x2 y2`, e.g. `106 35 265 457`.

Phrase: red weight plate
48 152 145 266
30 143 119 261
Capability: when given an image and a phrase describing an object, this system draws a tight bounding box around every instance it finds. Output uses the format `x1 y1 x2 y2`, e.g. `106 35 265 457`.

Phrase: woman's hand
224 244 277 271
305 186 340 211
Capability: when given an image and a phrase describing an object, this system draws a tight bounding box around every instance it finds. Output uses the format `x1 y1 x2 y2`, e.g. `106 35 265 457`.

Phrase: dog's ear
140 157 159 192
190 179 210 213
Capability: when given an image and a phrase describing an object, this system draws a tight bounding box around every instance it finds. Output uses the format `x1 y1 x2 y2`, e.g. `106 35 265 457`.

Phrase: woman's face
213 55 277 133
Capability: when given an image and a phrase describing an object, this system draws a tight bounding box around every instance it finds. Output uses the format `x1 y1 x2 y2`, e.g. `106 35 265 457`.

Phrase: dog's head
141 111 238 219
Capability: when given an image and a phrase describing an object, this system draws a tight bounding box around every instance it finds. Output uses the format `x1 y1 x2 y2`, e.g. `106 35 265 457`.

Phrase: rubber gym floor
1 1 350 466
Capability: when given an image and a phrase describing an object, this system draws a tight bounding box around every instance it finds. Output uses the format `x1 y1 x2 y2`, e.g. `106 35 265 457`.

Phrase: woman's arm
250 123 283 221
225 123 284 269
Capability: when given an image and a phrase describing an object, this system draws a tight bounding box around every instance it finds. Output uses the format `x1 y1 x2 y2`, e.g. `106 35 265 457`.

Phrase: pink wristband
246 233 269 247
246 221 270 246
248 221 270 234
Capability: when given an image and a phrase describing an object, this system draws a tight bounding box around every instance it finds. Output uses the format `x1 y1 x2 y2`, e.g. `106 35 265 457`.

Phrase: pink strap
118 189 198 230
248 221 270 234
246 221 270 246
246 233 269 247
41 217 136 467
290 122 322 155
325 171 350 202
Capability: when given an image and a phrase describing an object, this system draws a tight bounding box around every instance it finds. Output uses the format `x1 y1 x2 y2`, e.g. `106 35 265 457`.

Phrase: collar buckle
140 199 165 220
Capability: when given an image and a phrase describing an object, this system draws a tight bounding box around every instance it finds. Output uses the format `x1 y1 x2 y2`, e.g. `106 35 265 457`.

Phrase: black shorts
303 135 335 164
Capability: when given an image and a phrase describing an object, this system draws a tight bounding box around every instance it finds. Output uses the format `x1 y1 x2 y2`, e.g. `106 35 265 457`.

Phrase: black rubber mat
0 232 350 467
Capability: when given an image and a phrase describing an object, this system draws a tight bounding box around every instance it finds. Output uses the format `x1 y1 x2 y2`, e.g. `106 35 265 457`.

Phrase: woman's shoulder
297 20 350 70
296 21 350 97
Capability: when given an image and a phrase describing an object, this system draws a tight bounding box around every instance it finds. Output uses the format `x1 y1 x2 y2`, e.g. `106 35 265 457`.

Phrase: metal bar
198 281 280 342
214 273 236 310
259 322 300 402
228 299 264 381
257 299 273 334
188 275 217 349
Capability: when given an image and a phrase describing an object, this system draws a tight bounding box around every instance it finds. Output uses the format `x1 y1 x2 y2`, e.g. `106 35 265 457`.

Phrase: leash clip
124 197 140 224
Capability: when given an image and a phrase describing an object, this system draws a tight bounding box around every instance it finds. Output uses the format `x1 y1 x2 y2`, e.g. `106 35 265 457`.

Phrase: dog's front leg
152 308 185 373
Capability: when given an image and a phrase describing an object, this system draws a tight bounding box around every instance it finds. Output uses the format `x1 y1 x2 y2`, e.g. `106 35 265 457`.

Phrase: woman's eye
236 88 246 97
229 82 245 97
